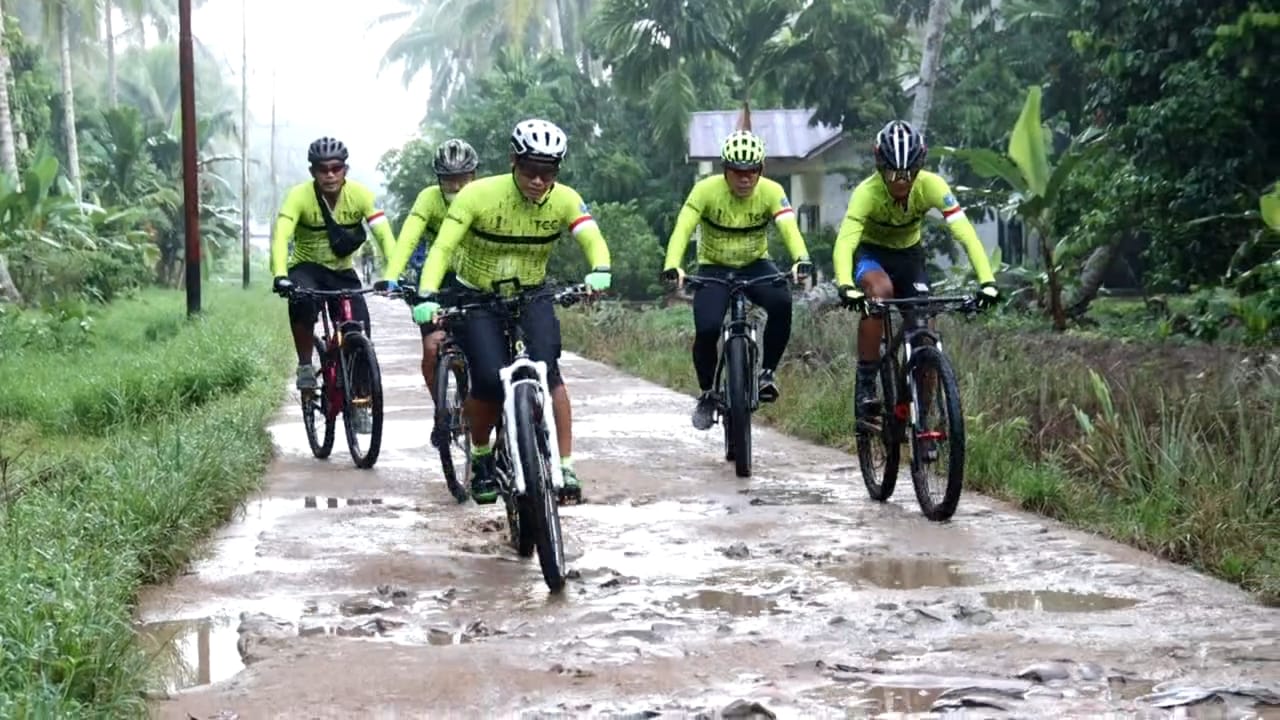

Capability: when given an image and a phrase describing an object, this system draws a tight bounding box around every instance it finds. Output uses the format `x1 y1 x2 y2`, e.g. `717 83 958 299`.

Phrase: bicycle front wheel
433 348 471 503
726 335 752 478
514 382 566 593
907 346 965 521
340 333 384 469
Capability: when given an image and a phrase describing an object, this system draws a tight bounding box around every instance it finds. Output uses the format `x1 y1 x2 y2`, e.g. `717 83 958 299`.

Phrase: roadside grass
561 302 1280 606
0 286 290 717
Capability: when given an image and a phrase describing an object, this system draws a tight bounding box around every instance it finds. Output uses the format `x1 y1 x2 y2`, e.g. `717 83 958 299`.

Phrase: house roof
687 109 843 161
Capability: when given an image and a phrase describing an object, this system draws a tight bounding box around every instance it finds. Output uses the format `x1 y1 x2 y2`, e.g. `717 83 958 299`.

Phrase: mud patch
828 557 981 590
136 617 243 692
982 589 1139 612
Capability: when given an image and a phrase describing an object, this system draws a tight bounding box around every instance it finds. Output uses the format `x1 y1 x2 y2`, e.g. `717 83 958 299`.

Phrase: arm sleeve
926 176 996 284
563 190 611 269
420 199 473 293
663 183 705 270
383 189 432 281
768 184 809 261
833 186 873 286
270 188 301 277
358 186 396 264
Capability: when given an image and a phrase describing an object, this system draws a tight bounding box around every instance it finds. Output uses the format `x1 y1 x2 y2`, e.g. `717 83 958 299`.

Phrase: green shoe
470 453 499 505
558 465 582 505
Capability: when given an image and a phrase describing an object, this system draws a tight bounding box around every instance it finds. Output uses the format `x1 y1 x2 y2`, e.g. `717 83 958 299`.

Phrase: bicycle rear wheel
857 351 901 501
432 347 471 503
302 335 335 459
340 333 384 469
907 346 965 521
514 382 566 593
725 335 752 478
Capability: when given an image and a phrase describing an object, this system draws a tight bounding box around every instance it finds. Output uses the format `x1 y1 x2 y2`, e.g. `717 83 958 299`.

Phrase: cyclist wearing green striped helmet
661 129 812 431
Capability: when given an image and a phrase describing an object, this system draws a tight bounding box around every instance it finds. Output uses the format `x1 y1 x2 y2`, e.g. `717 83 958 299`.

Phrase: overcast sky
192 0 432 190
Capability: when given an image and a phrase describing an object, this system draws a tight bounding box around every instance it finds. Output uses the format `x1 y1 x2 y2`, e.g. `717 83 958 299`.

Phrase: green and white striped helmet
721 130 766 169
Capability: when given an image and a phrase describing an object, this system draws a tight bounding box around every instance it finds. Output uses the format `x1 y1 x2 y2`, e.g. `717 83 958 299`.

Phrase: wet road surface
138 298 1280 718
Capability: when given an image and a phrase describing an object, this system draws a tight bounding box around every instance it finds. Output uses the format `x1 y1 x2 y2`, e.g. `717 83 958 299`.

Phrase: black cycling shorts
853 244 930 299
287 262 369 334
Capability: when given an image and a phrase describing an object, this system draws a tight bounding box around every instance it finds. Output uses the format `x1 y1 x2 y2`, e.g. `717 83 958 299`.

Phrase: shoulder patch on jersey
942 192 958 208
780 195 792 208
579 201 590 214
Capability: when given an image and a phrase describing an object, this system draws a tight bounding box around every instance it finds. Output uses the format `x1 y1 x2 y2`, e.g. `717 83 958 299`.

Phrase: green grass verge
562 303 1280 606
0 286 291 717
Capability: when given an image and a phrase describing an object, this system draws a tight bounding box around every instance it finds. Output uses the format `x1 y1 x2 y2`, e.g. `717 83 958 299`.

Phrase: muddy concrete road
138 298 1280 719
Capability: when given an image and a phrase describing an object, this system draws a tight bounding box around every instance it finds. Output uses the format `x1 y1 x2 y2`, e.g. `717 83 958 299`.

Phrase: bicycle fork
498 358 564 495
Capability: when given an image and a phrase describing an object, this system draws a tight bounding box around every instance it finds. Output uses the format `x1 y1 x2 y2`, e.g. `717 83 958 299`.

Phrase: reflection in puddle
982 590 1139 612
742 485 836 506
671 590 777 616
860 685 945 713
136 617 243 692
832 557 980 589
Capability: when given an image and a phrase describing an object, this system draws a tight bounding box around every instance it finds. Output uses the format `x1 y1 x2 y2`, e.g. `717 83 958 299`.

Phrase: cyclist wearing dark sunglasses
833 120 1001 430
270 136 397 401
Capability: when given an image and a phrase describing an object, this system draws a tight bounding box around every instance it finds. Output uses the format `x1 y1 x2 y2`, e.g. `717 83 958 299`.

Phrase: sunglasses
312 163 347 176
881 167 919 183
515 162 559 183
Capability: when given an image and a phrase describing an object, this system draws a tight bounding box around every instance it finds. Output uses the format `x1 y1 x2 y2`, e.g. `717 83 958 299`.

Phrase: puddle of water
982 589 1139 612
741 485 836 506
859 684 945 713
136 617 243 692
830 557 981 590
670 590 778 616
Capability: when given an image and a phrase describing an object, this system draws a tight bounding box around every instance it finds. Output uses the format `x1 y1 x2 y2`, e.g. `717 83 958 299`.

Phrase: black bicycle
410 279 591 593
684 271 791 478
851 294 979 521
400 288 470 503
287 286 385 469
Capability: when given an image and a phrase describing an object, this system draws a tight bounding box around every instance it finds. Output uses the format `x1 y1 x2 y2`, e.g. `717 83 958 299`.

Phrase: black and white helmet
873 120 927 171
433 138 479 175
307 136 349 164
510 119 567 163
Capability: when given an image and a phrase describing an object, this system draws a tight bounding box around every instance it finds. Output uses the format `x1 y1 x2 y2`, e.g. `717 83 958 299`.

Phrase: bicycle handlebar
399 282 594 324
861 294 980 317
287 286 380 300
682 272 791 292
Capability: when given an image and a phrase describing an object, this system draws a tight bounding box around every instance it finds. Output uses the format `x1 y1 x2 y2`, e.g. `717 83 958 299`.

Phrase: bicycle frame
868 295 976 428
293 287 377 419
687 272 789 414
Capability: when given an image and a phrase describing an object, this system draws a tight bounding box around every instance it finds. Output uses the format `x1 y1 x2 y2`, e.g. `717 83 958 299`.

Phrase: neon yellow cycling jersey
270 179 395 277
384 185 450 280
664 175 808 270
833 170 995 286
418 174 611 293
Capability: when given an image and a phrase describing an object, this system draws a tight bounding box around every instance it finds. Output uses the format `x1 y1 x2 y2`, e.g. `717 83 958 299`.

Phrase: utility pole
179 0 201 315
270 69 278 215
240 0 250 289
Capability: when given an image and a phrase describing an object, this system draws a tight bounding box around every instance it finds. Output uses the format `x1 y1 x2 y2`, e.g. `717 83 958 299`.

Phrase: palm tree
378 0 562 112
0 0 19 179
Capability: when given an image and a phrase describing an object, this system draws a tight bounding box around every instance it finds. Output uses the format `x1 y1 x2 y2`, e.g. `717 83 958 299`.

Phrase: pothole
740 485 836 506
136 617 243 692
982 590 1139 612
857 684 946 713
669 589 778 616
828 557 981 589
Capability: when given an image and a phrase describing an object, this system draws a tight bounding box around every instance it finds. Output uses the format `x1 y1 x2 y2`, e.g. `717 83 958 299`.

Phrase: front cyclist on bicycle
661 130 812 431
377 139 479 419
833 120 1000 438
408 119 611 505
270 137 396 432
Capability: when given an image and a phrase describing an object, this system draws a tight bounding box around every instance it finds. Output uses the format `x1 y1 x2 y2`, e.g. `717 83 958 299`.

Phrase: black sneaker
692 391 718 431
856 396 883 434
469 453 499 504
758 369 779 403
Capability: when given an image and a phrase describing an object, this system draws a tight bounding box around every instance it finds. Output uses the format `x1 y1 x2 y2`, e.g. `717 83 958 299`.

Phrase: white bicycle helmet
510 118 568 163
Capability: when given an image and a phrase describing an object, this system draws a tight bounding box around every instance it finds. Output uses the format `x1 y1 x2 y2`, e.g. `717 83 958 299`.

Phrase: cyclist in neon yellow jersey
375 139 479 430
833 120 1001 439
270 137 396 412
661 130 812 431
404 119 611 505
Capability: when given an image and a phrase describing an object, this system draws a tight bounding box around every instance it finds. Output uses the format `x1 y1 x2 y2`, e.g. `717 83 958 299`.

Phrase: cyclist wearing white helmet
409 118 612 505
271 136 396 419
661 129 812 431
379 138 480 440
833 119 1000 440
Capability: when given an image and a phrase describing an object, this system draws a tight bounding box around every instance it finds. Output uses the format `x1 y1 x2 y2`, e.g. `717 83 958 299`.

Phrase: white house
685 108 1027 273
